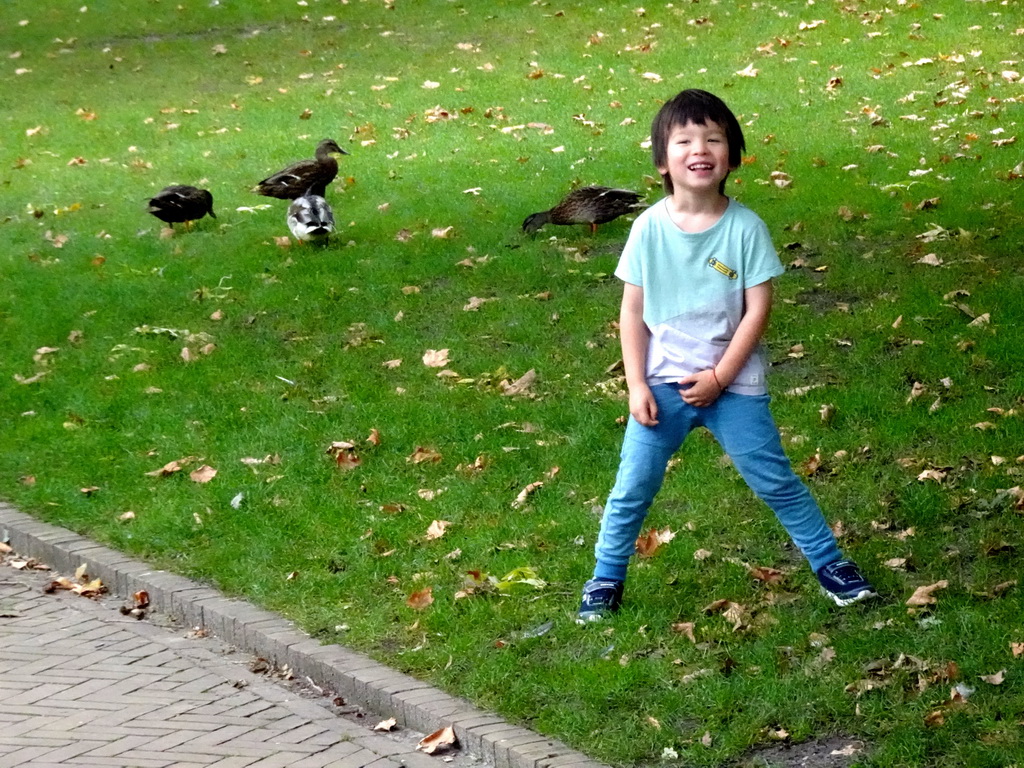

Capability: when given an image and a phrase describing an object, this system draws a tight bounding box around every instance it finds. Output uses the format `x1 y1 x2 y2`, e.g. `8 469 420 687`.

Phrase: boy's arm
680 280 773 407
620 282 659 426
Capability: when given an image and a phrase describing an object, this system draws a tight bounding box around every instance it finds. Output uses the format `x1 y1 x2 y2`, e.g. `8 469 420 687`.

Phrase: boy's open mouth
688 163 714 171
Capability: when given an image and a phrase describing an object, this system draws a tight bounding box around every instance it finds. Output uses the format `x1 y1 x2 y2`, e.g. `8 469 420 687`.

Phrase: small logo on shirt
708 258 738 280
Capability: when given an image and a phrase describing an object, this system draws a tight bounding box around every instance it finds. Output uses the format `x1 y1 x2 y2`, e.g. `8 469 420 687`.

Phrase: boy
578 89 876 621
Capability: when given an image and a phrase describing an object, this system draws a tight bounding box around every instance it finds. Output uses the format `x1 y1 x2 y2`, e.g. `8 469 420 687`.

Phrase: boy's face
657 119 736 196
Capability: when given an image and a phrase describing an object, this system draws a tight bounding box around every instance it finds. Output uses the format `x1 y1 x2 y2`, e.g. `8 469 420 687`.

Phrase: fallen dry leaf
924 709 945 727
511 481 544 509
335 452 362 471
416 725 457 754
406 586 434 611
671 621 696 643
407 446 442 464
425 520 451 540
906 580 949 607
917 468 948 483
144 458 195 477
749 565 785 585
373 717 397 732
463 296 494 311
501 369 537 397
422 348 450 368
635 526 676 558
703 599 747 631
189 465 217 483
979 669 1006 685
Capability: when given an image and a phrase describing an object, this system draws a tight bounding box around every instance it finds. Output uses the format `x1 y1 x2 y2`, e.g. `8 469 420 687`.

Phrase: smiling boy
578 89 876 621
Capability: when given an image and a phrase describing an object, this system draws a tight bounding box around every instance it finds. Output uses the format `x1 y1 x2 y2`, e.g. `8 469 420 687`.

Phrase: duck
287 191 335 244
147 185 216 230
522 186 646 234
253 138 348 200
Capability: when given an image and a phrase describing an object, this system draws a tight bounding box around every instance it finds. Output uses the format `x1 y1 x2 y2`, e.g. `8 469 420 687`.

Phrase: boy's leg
703 393 842 572
593 384 692 582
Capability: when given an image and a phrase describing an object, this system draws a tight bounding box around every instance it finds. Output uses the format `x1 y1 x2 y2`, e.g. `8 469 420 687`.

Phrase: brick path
0 548 487 768
0 505 600 768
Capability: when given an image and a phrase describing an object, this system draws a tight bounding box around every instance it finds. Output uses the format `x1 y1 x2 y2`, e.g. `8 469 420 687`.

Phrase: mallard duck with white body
287 191 335 245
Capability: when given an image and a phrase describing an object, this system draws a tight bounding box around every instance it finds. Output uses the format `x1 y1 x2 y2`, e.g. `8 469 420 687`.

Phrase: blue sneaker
817 560 877 606
576 579 624 623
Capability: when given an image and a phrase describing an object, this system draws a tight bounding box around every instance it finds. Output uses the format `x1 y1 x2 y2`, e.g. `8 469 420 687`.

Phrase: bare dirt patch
736 735 868 768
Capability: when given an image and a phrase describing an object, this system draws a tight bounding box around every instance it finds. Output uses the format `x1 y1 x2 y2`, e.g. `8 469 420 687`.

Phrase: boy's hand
629 384 659 426
679 370 722 407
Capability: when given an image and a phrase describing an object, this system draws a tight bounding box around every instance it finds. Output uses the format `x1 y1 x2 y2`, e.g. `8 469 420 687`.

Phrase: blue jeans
594 384 842 582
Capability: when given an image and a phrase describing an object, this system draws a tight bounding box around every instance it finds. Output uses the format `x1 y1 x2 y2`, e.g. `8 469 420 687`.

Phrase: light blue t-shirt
614 197 784 395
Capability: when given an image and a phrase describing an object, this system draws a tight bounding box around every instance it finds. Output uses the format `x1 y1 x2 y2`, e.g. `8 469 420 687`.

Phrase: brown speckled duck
147 185 216 230
253 138 348 200
522 186 646 234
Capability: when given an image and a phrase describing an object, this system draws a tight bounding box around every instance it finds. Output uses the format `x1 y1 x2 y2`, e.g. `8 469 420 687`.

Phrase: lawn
2 1 1023 765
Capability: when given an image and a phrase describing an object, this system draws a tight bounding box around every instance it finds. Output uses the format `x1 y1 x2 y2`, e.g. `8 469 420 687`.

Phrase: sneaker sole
821 587 878 607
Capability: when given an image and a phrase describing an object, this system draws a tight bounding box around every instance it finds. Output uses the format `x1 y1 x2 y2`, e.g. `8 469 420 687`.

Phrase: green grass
2 1 1023 766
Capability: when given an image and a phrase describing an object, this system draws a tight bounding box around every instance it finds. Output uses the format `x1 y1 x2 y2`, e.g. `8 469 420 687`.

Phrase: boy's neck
664 190 730 233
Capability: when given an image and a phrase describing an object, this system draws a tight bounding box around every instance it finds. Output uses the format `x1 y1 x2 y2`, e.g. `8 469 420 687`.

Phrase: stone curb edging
0 503 608 768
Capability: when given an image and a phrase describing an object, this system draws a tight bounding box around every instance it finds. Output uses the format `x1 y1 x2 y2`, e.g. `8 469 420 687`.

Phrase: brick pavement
0 504 604 768
0 547 476 768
